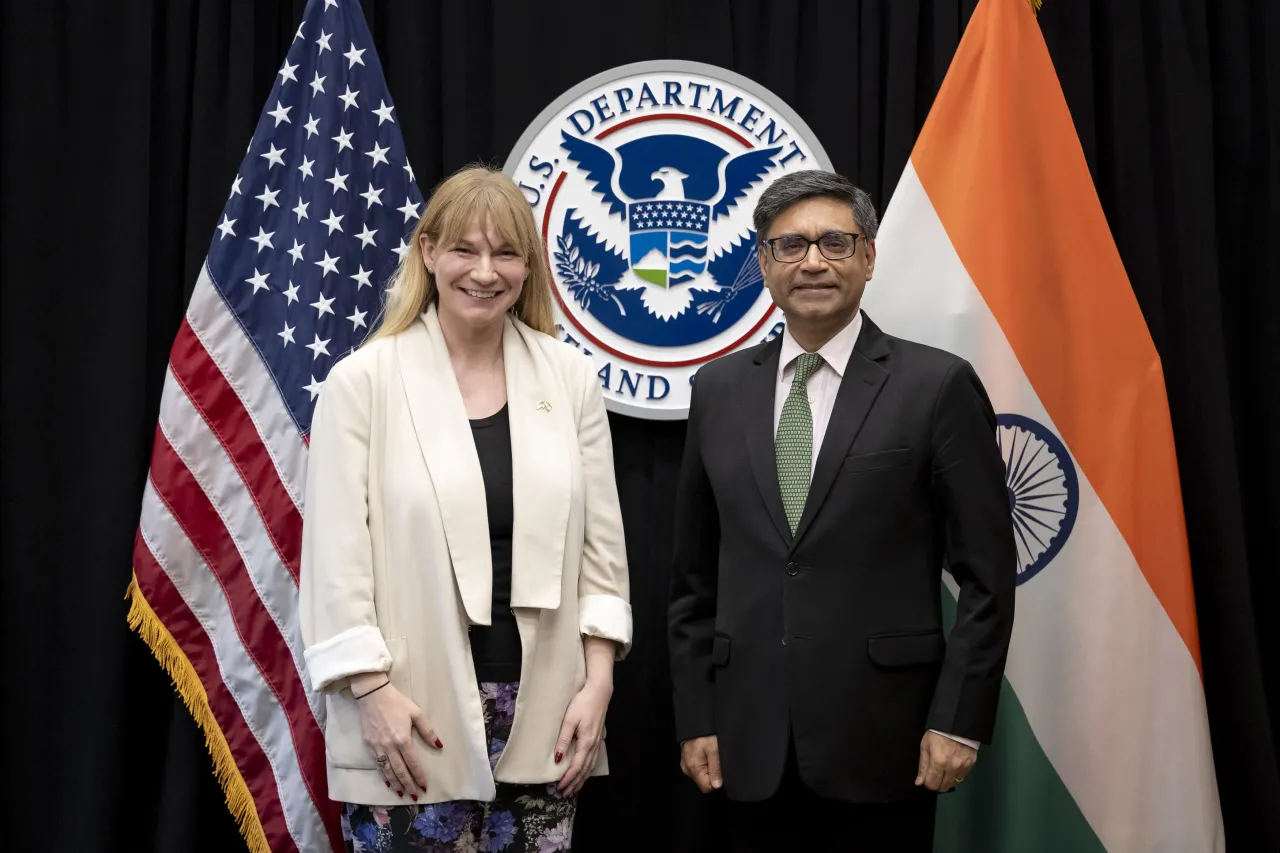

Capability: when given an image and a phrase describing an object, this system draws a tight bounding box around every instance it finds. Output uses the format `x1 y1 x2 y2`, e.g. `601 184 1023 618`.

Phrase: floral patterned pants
340 681 577 853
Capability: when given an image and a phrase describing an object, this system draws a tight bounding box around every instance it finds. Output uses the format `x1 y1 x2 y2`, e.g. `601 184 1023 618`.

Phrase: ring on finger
376 754 390 766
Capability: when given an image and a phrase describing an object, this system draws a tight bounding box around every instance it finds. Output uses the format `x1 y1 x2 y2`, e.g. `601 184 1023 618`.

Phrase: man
668 170 1016 851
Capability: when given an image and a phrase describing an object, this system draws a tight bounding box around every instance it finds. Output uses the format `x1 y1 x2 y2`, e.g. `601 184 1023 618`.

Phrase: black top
467 403 522 683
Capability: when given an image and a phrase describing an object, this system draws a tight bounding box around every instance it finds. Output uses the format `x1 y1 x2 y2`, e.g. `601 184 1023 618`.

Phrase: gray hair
753 170 879 243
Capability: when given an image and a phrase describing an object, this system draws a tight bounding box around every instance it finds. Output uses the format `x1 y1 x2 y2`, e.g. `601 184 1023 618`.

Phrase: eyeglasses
763 232 863 263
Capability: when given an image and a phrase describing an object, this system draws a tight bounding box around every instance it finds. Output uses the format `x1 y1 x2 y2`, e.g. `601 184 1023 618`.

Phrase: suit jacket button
785 562 798 576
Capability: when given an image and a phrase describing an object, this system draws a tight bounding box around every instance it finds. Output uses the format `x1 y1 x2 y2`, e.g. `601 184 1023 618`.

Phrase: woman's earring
427 268 434 275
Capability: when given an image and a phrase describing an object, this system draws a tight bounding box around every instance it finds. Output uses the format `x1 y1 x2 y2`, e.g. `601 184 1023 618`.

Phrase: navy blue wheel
996 414 1080 585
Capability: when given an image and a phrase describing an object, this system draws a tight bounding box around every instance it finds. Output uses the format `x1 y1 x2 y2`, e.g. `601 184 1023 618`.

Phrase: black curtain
3 1 1277 851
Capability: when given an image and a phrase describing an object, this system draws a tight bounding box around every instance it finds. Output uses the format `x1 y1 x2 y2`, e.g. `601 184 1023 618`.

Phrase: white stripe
187 261 308 511
158 366 326 727
867 162 1224 852
139 480 328 853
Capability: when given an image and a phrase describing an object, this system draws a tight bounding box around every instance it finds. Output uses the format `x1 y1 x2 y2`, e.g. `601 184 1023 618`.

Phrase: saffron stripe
909 0 1201 669
871 150 1223 853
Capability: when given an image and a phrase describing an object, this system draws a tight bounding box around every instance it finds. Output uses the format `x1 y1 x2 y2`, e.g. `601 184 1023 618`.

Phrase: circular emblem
505 61 832 419
996 414 1080 585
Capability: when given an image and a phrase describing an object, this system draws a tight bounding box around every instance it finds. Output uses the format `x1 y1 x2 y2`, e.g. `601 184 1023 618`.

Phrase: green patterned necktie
776 352 825 535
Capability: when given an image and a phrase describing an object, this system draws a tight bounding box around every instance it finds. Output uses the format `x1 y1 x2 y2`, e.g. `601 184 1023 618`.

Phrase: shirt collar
778 310 864 380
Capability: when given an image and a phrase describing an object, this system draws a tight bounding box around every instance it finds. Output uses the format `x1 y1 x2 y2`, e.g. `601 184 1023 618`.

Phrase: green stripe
934 587 1107 853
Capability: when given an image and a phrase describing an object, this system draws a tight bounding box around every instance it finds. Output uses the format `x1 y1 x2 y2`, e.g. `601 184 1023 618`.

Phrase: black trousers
724 741 937 853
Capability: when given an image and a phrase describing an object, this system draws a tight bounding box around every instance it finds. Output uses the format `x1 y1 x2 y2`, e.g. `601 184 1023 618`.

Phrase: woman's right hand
351 673 442 798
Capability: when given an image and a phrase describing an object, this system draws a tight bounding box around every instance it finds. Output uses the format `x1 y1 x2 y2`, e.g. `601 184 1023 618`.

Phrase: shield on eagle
627 200 711 290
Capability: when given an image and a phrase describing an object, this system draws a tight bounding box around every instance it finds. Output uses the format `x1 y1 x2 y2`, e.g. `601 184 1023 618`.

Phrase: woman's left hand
554 679 612 796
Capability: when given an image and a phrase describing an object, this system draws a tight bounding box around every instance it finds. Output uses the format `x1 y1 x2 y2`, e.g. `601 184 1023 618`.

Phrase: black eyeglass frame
761 231 865 263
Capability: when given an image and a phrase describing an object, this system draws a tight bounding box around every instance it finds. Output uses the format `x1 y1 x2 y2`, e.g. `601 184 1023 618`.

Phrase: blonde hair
369 165 556 341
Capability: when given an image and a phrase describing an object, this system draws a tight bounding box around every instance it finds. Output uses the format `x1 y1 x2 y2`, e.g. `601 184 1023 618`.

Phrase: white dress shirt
773 312 980 753
774 312 864 466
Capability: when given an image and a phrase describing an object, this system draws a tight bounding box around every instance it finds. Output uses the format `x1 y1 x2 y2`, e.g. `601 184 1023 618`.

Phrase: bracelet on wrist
353 679 391 700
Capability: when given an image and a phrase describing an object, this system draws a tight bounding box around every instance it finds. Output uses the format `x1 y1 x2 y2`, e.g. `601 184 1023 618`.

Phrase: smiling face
757 195 876 335
421 216 527 334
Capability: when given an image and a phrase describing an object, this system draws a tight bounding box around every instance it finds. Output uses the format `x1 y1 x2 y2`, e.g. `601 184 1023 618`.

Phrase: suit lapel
790 313 892 552
502 318 570 611
396 306 493 625
741 336 792 547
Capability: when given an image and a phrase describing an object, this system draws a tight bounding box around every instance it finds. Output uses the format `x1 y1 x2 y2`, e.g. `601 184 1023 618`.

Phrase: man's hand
679 735 722 793
915 731 977 792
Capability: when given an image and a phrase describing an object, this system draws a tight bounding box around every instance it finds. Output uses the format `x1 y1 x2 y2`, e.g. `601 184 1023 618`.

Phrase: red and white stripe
133 263 344 852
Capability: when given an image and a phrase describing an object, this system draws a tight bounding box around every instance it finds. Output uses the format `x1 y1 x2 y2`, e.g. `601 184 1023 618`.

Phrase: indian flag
862 0 1225 850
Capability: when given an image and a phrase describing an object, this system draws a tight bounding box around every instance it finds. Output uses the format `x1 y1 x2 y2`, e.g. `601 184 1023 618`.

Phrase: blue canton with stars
206 0 422 435
627 201 710 234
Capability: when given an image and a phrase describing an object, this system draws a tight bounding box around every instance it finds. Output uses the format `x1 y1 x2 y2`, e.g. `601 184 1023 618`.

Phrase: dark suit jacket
667 312 1017 803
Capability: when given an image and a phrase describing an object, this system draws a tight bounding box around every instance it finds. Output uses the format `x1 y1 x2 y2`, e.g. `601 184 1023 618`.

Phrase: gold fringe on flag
126 573 271 853
1028 0 1043 12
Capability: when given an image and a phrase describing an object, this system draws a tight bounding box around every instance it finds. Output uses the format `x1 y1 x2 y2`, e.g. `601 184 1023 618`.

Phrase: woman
300 165 632 853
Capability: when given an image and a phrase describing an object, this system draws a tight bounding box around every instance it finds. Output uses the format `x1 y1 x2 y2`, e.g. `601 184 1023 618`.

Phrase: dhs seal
505 60 832 419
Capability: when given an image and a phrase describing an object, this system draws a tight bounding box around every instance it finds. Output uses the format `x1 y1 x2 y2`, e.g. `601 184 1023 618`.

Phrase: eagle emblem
555 131 782 337
504 61 832 418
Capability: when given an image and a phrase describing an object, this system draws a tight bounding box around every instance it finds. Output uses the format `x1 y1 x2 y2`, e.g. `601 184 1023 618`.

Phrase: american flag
127 1 421 851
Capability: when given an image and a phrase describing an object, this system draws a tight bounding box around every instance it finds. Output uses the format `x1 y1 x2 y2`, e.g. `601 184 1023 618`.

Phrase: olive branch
555 233 625 315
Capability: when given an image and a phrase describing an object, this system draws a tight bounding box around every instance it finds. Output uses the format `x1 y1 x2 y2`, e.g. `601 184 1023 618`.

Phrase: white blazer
299 305 632 807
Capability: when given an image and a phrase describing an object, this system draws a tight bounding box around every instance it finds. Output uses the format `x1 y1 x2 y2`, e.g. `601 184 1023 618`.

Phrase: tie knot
793 352 824 384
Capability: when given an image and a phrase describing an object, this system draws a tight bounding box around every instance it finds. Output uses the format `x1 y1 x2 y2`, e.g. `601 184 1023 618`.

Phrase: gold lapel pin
536 400 552 412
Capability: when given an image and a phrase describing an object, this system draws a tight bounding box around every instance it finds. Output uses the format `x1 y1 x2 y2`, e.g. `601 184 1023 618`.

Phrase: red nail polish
385 781 391 788
396 790 403 797
555 751 563 763
434 738 443 749
410 794 418 802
